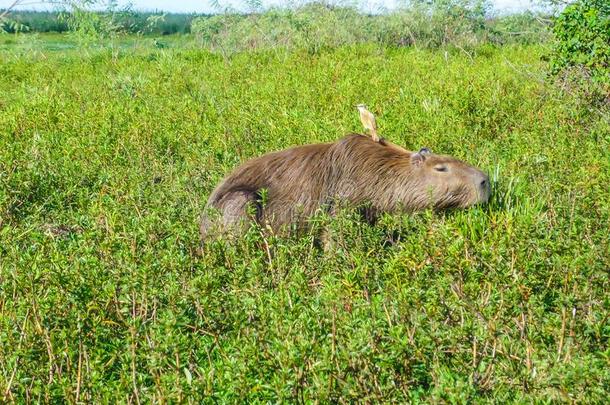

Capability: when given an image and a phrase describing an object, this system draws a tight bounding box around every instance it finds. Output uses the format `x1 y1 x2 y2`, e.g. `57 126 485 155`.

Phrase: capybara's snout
475 171 491 204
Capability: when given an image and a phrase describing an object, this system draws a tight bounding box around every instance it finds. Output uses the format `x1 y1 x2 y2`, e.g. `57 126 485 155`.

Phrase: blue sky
4 0 538 14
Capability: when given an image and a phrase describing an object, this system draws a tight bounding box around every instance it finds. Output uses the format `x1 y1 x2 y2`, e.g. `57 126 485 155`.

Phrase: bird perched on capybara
200 133 490 241
357 104 380 142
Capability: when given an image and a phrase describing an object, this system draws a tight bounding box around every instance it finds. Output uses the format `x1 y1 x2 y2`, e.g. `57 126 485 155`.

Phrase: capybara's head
407 147 490 209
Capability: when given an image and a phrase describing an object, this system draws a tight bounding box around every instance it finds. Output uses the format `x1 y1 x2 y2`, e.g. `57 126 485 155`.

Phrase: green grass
0 34 608 402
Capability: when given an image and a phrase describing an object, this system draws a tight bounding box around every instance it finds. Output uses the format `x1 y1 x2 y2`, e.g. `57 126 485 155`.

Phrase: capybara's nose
476 173 491 202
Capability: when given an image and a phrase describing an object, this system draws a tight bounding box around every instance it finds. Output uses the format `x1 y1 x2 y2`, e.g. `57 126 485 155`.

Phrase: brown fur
200 134 490 239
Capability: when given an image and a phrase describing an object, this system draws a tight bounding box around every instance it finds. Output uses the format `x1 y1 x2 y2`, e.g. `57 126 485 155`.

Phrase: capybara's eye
435 165 448 172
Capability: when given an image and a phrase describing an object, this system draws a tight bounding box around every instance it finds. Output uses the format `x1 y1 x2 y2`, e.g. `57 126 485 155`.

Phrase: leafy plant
0 0 29 33
550 0 610 82
58 0 133 45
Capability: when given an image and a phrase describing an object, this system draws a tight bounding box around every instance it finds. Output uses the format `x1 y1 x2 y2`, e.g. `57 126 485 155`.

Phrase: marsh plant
1 37 608 401
0 0 608 402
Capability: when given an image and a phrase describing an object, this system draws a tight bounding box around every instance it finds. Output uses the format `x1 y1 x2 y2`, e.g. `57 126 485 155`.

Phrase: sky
4 0 539 14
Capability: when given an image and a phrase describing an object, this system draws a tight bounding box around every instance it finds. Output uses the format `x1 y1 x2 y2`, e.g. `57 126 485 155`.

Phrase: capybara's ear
411 151 427 166
418 147 432 155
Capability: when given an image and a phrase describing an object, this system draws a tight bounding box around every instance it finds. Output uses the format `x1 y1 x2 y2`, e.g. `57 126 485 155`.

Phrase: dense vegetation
2 2 551 47
550 0 610 84
1 10 200 35
190 3 550 53
0 32 608 401
1 0 609 401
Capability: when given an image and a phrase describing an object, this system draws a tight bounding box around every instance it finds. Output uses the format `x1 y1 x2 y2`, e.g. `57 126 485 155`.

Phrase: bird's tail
370 126 379 142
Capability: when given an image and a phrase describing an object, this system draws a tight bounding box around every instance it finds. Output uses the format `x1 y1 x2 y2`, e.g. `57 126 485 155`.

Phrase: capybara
200 134 490 240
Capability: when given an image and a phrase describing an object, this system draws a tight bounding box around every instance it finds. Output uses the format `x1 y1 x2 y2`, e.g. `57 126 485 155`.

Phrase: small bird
356 104 380 142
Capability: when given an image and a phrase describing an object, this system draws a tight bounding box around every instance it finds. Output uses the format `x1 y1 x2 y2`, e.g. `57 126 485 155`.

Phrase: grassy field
0 34 608 402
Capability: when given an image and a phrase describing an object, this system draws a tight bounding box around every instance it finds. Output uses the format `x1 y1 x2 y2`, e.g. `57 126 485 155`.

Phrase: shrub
551 0 610 83
487 11 552 45
191 4 371 53
190 0 504 53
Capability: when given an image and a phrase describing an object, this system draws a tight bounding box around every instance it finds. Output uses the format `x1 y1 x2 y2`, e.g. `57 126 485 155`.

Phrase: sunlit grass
0 35 608 402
